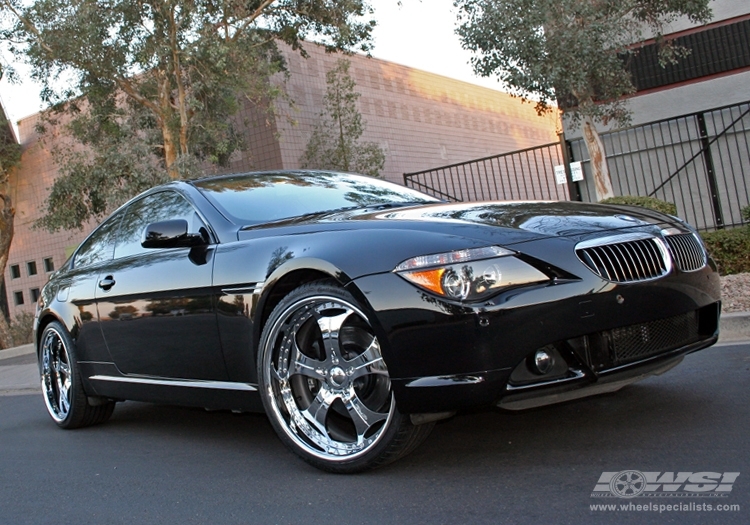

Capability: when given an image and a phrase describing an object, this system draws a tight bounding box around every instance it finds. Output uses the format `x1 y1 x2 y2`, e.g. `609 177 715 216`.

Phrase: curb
0 343 34 360
717 312 750 343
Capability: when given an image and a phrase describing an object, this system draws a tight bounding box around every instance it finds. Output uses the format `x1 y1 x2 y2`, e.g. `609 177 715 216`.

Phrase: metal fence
403 142 571 203
568 101 750 231
404 100 750 232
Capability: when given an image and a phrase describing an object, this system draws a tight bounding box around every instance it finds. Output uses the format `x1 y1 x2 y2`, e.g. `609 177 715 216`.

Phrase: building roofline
0 100 19 145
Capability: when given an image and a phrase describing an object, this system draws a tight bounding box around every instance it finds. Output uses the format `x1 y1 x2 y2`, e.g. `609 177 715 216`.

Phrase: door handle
98 276 116 291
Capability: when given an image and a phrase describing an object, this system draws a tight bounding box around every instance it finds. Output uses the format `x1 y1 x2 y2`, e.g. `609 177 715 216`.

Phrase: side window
74 210 125 269
114 191 204 260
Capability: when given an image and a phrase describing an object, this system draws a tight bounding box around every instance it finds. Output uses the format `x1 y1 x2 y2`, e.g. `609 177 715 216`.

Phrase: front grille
664 233 707 272
576 236 669 283
608 311 699 363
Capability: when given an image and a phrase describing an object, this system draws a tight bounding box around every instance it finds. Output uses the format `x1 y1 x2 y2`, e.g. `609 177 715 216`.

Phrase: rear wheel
39 321 115 429
258 281 433 473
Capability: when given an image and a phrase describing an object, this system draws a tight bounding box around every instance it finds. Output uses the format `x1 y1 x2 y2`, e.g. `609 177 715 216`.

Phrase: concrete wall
272 43 560 185
4 114 90 319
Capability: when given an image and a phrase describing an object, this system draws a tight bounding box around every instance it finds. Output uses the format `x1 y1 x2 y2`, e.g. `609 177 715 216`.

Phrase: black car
34 170 721 472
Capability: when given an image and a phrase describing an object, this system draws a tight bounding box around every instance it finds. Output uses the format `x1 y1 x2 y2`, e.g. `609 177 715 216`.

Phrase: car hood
240 200 681 246
365 201 676 237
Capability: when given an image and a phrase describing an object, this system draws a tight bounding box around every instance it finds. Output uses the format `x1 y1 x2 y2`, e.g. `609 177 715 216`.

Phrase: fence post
559 132 581 201
696 112 725 229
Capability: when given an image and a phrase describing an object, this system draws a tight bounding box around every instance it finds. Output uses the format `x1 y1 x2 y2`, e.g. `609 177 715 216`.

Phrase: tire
258 280 433 473
39 321 115 429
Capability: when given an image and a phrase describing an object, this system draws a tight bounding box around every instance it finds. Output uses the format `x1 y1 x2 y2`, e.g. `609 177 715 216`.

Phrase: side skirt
79 362 264 413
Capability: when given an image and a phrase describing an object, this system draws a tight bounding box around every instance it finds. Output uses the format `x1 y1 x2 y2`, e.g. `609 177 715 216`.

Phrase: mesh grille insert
576 237 668 283
608 311 700 364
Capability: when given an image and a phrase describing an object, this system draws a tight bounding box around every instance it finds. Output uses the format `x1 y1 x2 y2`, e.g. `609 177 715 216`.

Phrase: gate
404 101 750 232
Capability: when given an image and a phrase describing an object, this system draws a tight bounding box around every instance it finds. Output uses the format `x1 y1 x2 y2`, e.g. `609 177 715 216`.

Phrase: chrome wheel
262 293 395 463
38 320 116 429
41 326 73 423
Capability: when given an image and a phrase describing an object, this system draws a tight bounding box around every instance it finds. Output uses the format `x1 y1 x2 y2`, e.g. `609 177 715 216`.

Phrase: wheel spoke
290 340 327 381
57 377 70 415
301 386 337 435
345 335 387 380
314 308 352 361
42 351 51 373
343 387 388 442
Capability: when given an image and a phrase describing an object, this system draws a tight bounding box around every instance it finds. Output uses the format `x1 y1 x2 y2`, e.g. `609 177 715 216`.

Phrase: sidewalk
2 314 749 394
0 344 38 395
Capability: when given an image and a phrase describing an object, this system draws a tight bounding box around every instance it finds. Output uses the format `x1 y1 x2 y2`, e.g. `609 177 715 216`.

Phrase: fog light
534 349 554 374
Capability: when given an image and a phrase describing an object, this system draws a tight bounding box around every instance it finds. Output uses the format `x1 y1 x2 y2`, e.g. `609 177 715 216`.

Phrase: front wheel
258 281 433 473
39 321 115 429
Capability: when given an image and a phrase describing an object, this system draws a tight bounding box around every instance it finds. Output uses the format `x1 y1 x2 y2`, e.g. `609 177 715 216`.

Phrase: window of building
26 261 37 276
10 264 20 279
13 291 24 306
44 257 55 273
30 288 40 303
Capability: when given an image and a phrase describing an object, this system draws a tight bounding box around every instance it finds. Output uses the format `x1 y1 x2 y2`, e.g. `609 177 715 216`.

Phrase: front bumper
350 261 721 414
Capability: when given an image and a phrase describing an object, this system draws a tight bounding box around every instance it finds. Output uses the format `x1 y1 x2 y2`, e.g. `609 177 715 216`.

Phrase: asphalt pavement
0 313 750 525
1 322 748 524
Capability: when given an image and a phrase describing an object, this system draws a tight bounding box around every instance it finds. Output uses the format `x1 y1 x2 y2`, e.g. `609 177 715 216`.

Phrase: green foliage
7 0 376 230
454 0 712 128
300 58 385 177
9 311 34 346
600 195 677 216
741 205 750 223
34 106 171 232
701 228 750 276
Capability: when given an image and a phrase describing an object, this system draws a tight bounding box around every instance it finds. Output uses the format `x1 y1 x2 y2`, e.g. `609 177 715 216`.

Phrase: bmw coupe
34 171 721 472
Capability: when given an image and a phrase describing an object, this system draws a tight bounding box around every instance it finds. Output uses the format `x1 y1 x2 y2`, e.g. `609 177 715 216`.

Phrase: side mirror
141 220 207 249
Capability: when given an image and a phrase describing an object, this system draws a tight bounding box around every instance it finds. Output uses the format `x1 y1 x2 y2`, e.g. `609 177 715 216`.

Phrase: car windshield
192 171 439 224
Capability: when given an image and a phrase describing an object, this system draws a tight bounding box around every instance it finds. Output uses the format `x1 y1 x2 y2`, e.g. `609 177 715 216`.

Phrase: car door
57 209 126 363
96 190 228 381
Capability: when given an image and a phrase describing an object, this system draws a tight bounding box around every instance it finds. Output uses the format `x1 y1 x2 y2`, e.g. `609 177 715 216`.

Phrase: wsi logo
592 471 740 498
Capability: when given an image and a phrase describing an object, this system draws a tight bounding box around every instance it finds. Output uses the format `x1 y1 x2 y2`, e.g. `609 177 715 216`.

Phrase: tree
300 58 385 177
0 106 22 349
454 0 712 200
0 0 25 347
3 0 376 230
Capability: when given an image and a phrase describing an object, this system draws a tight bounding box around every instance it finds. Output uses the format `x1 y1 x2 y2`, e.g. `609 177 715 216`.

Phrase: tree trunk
157 74 180 180
582 115 614 201
162 125 179 179
0 191 15 349
168 5 190 158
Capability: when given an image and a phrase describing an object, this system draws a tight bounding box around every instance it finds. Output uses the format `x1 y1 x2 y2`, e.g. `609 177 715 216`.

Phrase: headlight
394 246 550 301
